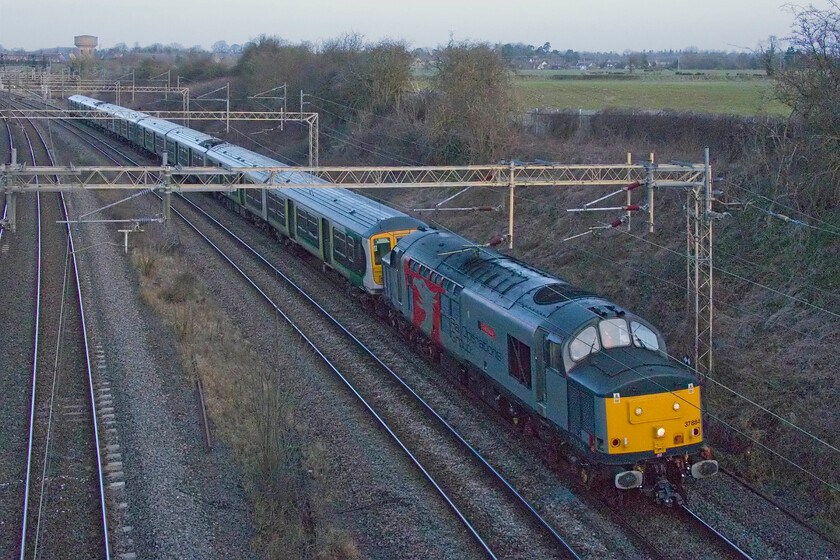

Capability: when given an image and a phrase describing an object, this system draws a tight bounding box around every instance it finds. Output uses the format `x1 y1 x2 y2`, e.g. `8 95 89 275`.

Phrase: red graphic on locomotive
404 261 445 345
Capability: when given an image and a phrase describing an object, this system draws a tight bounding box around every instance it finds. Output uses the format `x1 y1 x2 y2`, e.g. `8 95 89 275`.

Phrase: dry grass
131 235 359 559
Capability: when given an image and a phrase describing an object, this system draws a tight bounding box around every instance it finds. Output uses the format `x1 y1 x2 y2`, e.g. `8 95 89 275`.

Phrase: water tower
74 35 98 58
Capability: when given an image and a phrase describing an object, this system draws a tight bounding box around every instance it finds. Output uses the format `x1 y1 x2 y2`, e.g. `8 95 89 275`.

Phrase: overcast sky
0 0 833 53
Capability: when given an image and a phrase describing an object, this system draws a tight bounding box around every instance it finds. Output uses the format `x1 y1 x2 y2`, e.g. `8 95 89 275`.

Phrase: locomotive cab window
599 318 631 349
631 321 660 351
569 326 600 362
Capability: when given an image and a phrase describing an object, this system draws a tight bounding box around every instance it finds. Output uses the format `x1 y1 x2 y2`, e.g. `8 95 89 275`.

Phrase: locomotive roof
399 229 600 311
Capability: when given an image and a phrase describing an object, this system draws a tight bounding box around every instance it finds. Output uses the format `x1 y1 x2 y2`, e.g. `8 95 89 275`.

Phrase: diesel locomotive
382 228 718 503
68 95 717 502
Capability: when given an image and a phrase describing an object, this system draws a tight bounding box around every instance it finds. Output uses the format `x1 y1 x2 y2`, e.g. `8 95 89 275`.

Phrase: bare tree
770 0 840 209
429 40 516 163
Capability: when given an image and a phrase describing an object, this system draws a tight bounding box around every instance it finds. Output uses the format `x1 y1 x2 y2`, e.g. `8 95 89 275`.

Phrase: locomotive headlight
635 407 643 416
656 427 666 438
673 402 680 411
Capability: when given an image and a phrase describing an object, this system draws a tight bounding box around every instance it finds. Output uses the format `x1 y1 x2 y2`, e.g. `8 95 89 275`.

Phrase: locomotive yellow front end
605 385 703 456
604 384 719 503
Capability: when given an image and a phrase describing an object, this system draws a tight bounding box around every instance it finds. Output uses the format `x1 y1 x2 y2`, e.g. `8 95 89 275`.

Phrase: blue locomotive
382 228 718 503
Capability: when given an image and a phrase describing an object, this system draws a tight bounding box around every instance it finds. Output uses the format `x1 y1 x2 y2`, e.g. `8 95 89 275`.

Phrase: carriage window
599 318 631 349
296 208 319 243
631 321 660 351
266 194 286 227
569 326 600 362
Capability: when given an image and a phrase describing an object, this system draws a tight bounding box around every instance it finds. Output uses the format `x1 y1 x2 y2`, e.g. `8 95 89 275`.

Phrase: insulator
610 218 623 228
625 205 641 211
625 180 642 191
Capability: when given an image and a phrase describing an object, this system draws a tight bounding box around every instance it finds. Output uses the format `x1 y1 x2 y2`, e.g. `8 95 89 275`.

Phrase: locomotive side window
507 336 532 388
599 318 631 349
569 326 600 362
544 336 564 372
631 321 660 351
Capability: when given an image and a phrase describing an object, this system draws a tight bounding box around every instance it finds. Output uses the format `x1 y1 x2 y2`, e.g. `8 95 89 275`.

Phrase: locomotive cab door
537 329 569 429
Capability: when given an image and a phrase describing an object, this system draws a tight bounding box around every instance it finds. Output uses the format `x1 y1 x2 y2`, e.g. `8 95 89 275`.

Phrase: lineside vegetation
132 235 359 559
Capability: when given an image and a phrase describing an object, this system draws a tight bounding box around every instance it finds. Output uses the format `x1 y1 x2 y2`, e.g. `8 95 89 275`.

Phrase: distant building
74 35 97 58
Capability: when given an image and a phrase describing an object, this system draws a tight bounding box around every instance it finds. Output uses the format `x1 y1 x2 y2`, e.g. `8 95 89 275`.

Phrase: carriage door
288 201 296 239
321 218 331 261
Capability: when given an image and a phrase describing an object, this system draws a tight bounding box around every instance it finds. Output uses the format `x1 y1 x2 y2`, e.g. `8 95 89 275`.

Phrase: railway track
681 505 752 559
170 190 586 558
1 104 110 559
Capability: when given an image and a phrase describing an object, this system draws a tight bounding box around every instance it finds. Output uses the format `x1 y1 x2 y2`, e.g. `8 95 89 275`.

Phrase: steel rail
167 199 500 558
680 505 753 560
17 124 43 560
15 102 110 560
719 466 839 547
59 160 111 560
1 116 10 243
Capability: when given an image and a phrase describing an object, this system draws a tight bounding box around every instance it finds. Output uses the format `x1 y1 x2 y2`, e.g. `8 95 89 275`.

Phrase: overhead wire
722 178 840 236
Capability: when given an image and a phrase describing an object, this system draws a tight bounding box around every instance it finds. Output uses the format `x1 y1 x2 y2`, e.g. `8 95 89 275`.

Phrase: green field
514 71 790 116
